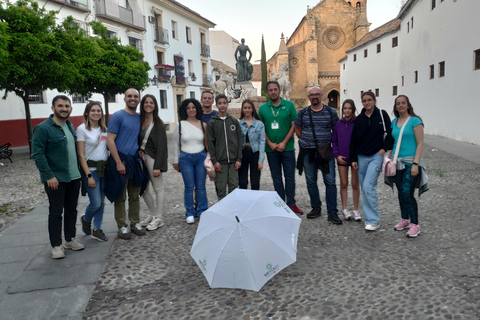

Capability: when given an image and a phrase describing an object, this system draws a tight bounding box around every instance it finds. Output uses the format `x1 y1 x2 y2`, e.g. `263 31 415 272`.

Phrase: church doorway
328 90 339 109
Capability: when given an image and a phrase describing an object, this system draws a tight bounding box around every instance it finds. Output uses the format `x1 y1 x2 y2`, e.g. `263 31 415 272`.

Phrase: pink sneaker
352 210 362 221
342 209 352 220
406 223 420 237
394 219 410 231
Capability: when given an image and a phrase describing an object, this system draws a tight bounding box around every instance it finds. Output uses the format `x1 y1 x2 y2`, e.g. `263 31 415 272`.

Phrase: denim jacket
239 118 266 164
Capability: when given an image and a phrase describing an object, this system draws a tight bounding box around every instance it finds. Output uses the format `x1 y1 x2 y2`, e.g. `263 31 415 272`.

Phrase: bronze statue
234 38 253 82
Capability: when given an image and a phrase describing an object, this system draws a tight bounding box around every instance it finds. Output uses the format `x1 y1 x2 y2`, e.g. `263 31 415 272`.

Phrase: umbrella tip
235 215 240 223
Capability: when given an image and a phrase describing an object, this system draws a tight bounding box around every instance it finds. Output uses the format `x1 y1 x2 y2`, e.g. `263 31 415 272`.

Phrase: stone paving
1 136 480 319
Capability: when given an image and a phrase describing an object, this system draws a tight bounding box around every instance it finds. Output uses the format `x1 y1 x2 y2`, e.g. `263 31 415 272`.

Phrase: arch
356 2 361 8
328 90 340 109
348 1 351 6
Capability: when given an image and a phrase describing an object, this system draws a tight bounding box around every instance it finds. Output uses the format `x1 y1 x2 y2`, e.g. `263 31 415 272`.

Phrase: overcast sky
178 0 404 62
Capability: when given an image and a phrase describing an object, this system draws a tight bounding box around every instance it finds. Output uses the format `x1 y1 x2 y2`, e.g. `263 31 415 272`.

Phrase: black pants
44 179 80 247
238 147 261 190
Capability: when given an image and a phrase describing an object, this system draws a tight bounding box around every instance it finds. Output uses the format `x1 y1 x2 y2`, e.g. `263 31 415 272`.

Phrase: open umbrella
190 189 301 292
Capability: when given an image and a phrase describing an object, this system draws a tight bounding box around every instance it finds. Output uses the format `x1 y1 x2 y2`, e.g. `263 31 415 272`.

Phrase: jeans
393 162 421 225
303 154 338 214
238 148 261 190
142 154 165 221
44 179 80 247
266 150 296 206
179 150 208 217
84 171 105 230
357 153 383 225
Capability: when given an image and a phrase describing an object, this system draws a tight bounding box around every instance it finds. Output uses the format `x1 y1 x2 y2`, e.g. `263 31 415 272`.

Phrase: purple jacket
332 118 355 165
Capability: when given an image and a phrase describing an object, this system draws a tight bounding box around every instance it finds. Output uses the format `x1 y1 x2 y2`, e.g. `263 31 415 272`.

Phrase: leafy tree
73 21 150 124
261 35 268 97
0 22 9 84
0 0 83 152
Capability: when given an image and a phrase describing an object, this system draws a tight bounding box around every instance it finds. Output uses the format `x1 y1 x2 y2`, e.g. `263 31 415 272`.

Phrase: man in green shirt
258 81 303 214
32 95 85 259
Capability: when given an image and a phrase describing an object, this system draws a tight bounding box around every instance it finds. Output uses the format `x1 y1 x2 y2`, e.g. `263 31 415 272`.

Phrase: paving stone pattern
1 139 479 319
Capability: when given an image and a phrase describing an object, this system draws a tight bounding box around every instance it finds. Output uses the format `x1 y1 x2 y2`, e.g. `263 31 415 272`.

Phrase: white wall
341 0 480 145
210 30 239 70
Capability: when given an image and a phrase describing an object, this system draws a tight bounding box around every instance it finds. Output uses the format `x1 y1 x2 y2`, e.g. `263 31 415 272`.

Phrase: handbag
382 116 411 177
307 107 333 162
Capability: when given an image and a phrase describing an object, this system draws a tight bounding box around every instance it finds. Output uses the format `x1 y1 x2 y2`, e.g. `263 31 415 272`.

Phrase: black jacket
349 106 394 162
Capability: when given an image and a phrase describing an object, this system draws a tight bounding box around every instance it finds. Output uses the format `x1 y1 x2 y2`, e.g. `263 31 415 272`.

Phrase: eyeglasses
88 100 102 105
308 93 322 97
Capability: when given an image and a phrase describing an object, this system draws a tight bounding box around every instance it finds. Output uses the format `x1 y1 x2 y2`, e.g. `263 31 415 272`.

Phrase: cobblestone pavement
1 140 480 320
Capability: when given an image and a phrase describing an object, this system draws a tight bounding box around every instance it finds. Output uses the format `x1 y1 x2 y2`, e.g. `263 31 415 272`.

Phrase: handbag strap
379 109 387 141
86 132 102 161
393 116 411 163
306 107 319 146
140 122 154 151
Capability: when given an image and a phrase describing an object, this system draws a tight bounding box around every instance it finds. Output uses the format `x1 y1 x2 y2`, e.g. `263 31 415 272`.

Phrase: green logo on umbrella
266 263 272 270
274 202 281 207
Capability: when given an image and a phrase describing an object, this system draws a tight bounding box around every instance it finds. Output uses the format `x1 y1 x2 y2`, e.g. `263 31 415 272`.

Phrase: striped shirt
294 105 339 149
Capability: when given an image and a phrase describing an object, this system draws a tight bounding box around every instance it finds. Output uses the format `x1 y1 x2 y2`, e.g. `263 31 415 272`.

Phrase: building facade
340 0 480 145
267 0 370 110
0 0 215 147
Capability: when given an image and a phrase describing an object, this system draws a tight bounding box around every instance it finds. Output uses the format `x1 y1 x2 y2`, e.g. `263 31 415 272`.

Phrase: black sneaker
81 215 91 235
131 223 146 236
307 207 322 219
91 229 108 241
328 212 343 225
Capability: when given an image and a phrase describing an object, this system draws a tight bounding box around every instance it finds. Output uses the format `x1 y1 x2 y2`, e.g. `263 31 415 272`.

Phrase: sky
178 0 404 62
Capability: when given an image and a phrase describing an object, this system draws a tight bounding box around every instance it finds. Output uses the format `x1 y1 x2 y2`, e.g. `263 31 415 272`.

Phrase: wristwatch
87 173 93 178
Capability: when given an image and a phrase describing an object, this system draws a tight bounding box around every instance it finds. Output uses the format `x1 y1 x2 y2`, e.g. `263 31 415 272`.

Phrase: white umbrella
190 189 301 292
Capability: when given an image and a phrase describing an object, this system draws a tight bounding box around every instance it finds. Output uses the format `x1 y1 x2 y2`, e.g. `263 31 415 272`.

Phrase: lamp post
150 75 158 86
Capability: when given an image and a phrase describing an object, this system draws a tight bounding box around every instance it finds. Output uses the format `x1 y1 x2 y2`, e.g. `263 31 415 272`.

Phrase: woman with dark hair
77 101 109 241
172 99 208 224
386 95 428 237
332 99 360 221
350 92 394 231
138 94 168 231
238 99 266 190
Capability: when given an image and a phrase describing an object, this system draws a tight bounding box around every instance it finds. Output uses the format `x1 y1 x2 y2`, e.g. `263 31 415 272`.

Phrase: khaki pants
214 162 238 200
114 179 141 228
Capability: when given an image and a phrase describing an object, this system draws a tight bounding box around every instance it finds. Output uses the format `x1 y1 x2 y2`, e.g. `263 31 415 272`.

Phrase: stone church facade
267 0 370 109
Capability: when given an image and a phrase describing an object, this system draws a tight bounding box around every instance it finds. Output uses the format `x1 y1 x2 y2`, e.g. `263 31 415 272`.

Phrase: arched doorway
328 90 339 109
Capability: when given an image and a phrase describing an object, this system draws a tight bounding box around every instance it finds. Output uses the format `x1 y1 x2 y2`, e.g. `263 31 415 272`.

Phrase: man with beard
107 88 146 239
258 81 303 214
294 87 341 224
32 95 84 259
201 90 218 123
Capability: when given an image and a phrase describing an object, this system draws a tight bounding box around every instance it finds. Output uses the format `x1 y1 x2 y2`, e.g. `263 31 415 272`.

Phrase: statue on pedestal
235 38 253 82
270 63 291 100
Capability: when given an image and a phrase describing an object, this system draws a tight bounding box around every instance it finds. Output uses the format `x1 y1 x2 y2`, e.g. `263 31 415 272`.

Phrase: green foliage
261 35 268 94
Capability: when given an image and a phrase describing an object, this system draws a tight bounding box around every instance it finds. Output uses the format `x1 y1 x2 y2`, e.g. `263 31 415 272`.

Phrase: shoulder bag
383 117 411 177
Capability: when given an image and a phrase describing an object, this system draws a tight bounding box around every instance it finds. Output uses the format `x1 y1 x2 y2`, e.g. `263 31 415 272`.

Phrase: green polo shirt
258 98 297 152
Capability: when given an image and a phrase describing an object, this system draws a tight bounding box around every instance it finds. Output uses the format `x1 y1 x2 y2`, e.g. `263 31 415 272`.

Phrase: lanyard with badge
270 105 280 129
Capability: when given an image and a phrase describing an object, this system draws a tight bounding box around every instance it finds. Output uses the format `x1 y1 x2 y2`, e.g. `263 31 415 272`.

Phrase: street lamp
150 75 158 85
191 73 197 82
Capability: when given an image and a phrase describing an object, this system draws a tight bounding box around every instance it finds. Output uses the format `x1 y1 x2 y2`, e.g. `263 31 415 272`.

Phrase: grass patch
0 202 13 214
20 207 33 213
434 169 444 177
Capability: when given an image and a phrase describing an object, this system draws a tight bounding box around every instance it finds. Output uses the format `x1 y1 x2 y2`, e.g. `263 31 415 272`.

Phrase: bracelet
412 162 419 166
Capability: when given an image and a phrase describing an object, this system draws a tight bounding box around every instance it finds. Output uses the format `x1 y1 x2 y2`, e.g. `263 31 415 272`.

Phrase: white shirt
172 120 205 162
76 124 108 171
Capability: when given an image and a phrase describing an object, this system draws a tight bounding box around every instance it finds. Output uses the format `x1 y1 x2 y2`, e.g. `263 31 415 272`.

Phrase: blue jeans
179 150 208 217
84 171 105 230
357 153 383 225
303 154 338 214
266 150 296 206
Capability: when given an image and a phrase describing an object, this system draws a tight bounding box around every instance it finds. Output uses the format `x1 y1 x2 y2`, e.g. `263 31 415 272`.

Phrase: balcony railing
202 74 210 87
157 69 172 83
50 0 89 11
200 44 210 57
95 0 145 30
155 27 169 44
175 76 186 85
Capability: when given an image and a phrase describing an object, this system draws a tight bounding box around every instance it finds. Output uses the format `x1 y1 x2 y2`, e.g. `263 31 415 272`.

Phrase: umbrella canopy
190 189 301 292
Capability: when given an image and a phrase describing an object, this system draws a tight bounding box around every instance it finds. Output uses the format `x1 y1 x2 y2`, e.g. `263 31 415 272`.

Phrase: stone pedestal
226 95 267 119
235 81 257 97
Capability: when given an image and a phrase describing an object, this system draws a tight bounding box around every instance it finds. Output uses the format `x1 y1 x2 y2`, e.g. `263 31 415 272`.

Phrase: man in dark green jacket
32 95 84 259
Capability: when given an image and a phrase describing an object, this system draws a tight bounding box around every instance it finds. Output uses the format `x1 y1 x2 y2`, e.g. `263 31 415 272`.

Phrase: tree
260 35 268 97
0 0 84 153
73 21 150 124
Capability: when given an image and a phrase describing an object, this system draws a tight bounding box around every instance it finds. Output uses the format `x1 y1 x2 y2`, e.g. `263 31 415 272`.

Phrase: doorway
328 90 339 109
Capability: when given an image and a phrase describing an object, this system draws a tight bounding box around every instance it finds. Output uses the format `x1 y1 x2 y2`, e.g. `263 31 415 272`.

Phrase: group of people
31 82 428 260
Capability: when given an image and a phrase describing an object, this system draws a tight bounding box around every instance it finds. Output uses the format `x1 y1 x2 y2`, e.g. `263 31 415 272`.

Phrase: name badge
271 122 279 129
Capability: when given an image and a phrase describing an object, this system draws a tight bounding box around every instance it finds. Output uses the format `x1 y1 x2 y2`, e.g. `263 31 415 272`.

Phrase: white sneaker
352 210 362 221
140 215 153 227
365 224 380 231
146 217 164 231
64 238 85 251
51 245 65 259
186 216 195 224
342 209 352 220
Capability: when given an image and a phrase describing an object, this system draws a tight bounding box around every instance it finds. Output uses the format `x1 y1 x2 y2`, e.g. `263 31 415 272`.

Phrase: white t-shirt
76 124 108 171
172 120 205 162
